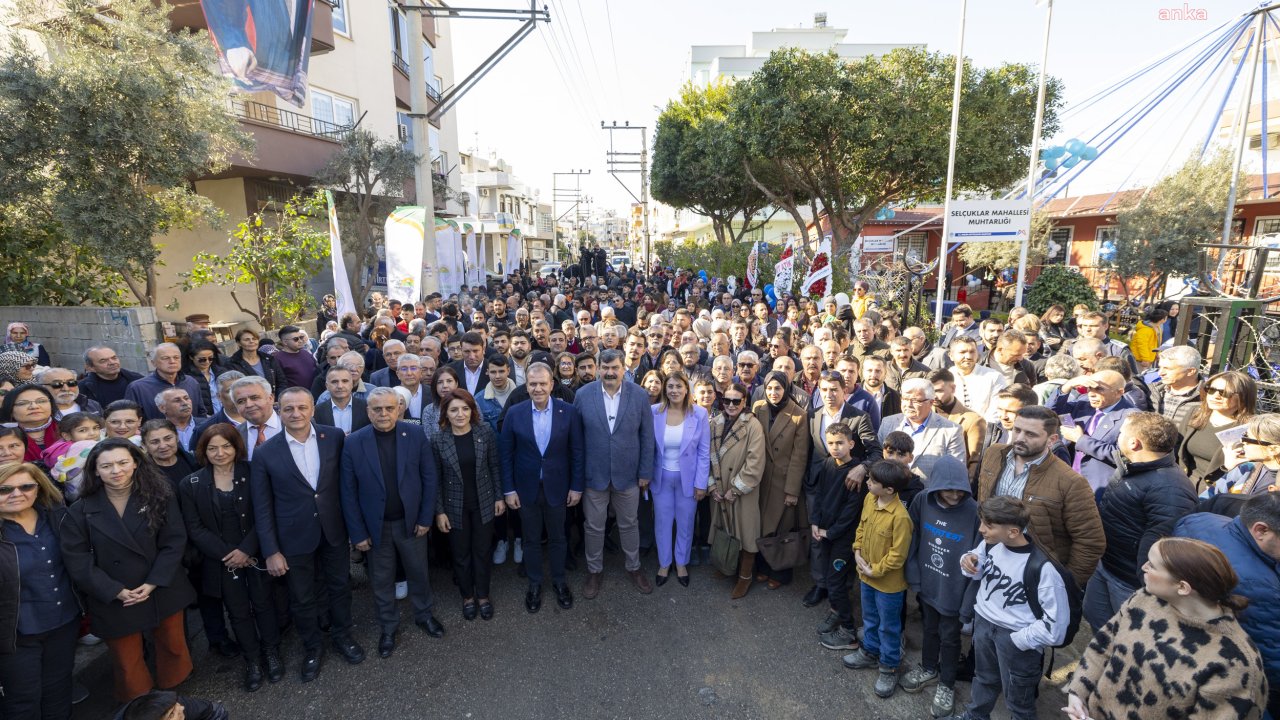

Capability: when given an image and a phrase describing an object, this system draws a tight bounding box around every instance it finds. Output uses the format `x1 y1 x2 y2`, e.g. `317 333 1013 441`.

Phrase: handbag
709 497 741 576
757 505 809 571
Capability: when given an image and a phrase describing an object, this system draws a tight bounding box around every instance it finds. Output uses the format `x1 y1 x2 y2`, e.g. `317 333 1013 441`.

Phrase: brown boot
731 551 756 600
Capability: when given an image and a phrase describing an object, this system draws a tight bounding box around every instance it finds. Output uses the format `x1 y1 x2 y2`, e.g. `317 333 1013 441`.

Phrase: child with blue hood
901 455 980 718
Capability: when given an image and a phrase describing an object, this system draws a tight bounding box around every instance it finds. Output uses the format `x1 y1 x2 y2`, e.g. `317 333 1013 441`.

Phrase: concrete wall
0 306 161 374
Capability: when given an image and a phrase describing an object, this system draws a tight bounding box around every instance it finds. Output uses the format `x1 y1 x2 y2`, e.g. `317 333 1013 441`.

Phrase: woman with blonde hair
649 372 710 587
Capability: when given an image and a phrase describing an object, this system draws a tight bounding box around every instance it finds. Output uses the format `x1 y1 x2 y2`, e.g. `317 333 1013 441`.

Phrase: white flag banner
434 218 462 297
325 191 357 316
506 230 523 276
773 239 795 293
464 224 480 287
746 241 759 289
479 232 489 276
384 206 426 304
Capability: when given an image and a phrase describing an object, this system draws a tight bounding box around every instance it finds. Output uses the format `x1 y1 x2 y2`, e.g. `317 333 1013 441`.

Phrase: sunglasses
1205 386 1237 398
722 397 744 406
44 380 78 390
737 362 756 368
1242 436 1277 447
0 483 38 497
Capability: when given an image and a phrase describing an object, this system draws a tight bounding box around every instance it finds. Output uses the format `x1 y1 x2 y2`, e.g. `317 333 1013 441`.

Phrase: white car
537 262 562 278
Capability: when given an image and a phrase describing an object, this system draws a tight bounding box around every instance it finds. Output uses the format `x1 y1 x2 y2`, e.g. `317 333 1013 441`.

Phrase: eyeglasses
737 362 756 368
0 483 38 497
903 397 933 406
13 398 50 409
193 356 214 364
1206 386 1237 398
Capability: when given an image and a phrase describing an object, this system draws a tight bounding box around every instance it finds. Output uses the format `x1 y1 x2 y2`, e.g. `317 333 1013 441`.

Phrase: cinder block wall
0 306 161 374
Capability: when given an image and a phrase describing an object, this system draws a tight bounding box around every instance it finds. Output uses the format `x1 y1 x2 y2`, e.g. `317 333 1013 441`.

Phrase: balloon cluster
698 269 708 282
874 205 897 221
763 284 777 308
1041 138 1099 170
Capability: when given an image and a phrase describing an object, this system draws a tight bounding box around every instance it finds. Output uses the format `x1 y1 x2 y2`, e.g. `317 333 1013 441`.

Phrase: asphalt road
71 550 1073 720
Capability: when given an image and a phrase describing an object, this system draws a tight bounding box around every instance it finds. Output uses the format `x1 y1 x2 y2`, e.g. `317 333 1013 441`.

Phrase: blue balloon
1041 146 1066 160
1063 155 1081 169
887 209 896 219
1065 138 1085 155
698 270 708 281
763 284 777 308
1081 146 1099 161
1045 155 1063 170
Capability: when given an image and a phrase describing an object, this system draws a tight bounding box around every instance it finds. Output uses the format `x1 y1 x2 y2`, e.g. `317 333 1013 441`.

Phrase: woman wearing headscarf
0 351 37 387
750 370 810 589
2 323 50 367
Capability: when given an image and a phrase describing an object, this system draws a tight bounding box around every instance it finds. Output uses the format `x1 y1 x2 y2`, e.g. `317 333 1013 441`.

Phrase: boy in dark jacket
812 423 865 653
902 455 980 718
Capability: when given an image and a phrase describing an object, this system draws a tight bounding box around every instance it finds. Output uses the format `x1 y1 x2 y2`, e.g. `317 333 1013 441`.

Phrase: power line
601 0 624 95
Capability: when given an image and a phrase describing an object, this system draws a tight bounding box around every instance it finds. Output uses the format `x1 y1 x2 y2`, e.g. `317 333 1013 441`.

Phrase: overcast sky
450 0 1270 215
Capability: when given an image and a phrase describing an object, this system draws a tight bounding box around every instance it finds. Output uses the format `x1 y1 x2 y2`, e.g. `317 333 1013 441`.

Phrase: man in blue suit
250 387 364 683
339 387 444 659
574 349 656 599
1049 369 1137 494
501 363 585 613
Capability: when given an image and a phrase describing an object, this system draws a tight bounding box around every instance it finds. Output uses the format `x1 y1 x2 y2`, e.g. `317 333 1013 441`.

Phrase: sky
449 0 1275 217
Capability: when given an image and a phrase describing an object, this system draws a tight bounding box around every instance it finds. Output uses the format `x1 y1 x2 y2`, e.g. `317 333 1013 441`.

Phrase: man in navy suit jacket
339 388 443 655
1049 369 1137 494
573 349 656 599
501 364 584 613
250 388 364 682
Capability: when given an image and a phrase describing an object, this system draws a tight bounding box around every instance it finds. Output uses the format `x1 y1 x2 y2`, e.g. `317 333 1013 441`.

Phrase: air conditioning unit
479 188 490 197
397 124 408 141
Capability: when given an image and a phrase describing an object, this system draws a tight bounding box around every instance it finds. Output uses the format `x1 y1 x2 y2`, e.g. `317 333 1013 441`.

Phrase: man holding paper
1048 370 1137 494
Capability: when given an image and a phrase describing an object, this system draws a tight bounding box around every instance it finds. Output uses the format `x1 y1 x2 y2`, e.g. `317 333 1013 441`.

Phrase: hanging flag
479 232 489 277
506 229 523 278
200 0 316 108
325 191 357 317
745 242 759 290
384 206 427 304
774 239 796 294
434 218 462 296
800 235 833 298
464 223 480 288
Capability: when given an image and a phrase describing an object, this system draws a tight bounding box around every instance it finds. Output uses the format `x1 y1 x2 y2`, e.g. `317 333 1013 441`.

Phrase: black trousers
520 489 568 587
369 521 435 632
637 490 655 550
449 508 493 599
493 504 522 543
188 562 229 645
219 564 280 660
284 541 354 651
921 601 964 687
0 616 79 720
816 534 856 628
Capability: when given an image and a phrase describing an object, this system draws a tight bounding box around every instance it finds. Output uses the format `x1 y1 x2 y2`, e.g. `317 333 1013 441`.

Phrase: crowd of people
0 264 1277 719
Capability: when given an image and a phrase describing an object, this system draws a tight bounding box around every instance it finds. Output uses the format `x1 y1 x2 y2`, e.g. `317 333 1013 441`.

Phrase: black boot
244 658 264 692
263 646 285 684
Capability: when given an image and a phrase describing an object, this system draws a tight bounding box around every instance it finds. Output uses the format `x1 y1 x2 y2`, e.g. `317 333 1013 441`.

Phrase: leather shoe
211 637 242 658
263 647 285 684
462 600 478 621
300 649 322 683
525 585 543 614
554 583 574 610
243 659 263 693
584 572 602 600
332 636 365 665
478 600 494 621
377 632 396 658
655 570 670 587
417 616 445 638
677 571 690 588
628 569 653 594
802 585 829 608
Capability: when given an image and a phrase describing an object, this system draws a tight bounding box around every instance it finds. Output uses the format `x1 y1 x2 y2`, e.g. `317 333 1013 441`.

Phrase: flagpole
935 0 969 330
1016 0 1054 309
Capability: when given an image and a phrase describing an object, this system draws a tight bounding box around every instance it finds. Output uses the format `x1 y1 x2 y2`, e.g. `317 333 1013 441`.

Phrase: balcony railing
392 51 410 76
230 98 349 140
426 83 442 103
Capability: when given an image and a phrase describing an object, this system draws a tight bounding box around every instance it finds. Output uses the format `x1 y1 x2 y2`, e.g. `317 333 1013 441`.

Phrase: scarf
763 370 790 428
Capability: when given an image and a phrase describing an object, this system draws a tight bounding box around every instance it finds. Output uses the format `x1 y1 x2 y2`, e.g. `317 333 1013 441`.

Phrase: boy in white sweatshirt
948 496 1068 720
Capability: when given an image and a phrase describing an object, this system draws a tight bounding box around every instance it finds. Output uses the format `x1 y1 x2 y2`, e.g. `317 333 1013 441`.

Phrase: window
1255 217 1280 270
898 233 927 264
1047 227 1072 265
331 0 349 36
389 8 408 55
311 89 356 135
1094 226 1117 266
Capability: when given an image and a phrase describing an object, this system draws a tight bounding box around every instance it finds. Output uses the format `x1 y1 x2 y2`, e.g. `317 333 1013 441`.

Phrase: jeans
920 601 963 687
859 583 906 669
965 615 1043 720
0 617 78 720
1082 563 1136 631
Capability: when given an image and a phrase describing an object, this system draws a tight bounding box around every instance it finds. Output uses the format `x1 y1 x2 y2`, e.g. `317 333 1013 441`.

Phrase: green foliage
652 238 772 286
0 0 250 306
178 192 329 329
315 129 417 307
0 207 128 305
1025 265 1098 315
959 210 1052 283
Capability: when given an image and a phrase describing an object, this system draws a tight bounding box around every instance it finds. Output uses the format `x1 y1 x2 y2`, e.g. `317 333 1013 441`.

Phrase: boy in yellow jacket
843 460 914 699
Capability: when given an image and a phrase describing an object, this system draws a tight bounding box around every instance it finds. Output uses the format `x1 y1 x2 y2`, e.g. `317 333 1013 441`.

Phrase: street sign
947 199 1031 243
860 236 895 253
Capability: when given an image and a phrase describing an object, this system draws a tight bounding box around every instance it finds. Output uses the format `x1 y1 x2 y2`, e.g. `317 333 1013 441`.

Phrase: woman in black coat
224 329 288 396
59 438 195 703
432 389 504 621
178 424 281 692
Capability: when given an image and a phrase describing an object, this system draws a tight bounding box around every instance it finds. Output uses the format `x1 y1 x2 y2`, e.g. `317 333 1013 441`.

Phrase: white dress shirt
285 426 321 490
952 365 1008 421
464 364 483 395
602 385 623 434
330 400 353 434
245 412 282 461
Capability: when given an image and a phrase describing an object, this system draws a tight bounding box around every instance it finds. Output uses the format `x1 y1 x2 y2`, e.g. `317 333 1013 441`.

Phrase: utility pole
553 169 590 262
602 121 649 273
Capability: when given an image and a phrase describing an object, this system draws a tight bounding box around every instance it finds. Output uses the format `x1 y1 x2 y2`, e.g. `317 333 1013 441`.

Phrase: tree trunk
743 161 810 251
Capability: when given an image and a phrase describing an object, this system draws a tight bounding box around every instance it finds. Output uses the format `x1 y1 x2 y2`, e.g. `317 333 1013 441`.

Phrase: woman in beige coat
752 371 810 589
709 382 765 599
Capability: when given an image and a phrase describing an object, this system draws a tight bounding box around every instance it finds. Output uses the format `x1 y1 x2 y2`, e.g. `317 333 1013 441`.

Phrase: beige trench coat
753 398 810 536
709 412 766 552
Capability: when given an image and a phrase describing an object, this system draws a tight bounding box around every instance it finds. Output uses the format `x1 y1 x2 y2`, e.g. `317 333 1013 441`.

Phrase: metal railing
229 98 349 140
426 83 442 103
392 51 410 76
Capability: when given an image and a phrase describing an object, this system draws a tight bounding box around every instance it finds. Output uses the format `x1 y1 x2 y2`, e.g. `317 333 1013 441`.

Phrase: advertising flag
325 191 357 316
384 206 426 304
745 242 759 290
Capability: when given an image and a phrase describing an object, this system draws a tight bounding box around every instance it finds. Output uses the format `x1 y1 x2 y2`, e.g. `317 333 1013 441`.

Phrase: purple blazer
651 404 711 497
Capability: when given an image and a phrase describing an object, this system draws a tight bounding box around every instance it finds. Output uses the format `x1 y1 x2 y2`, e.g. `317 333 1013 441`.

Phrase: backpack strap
1023 544 1046 621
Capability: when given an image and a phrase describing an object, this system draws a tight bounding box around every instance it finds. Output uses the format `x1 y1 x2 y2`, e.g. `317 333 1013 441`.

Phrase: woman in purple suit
650 372 711 587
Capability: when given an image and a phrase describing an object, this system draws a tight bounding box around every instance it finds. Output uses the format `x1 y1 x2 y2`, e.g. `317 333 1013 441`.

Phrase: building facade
458 151 555 274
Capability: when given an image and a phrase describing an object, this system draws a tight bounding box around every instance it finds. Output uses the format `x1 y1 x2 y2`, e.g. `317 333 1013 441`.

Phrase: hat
185 313 210 324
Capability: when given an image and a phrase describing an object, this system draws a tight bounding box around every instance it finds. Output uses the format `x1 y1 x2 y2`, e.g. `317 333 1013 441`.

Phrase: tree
0 205 129 306
178 192 330 329
651 237 770 287
0 0 250 306
1112 149 1238 303
1025 265 1098 315
652 82 775 262
959 210 1052 303
731 48 1061 264
315 129 416 307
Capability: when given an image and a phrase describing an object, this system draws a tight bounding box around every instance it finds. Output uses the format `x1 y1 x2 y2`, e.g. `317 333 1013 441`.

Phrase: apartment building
458 150 555 272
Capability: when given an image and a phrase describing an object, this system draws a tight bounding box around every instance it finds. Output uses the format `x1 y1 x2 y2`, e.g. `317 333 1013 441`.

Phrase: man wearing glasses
273 325 318 391
872 378 966 476
1049 369 1138 494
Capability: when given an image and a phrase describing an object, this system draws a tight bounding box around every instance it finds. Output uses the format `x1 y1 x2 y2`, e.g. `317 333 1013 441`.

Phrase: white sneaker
395 581 408 600
513 538 524 564
78 633 102 646
493 539 509 565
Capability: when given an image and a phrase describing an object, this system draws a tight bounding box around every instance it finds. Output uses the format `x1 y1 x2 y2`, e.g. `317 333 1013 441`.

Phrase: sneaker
513 538 523 564
874 667 898 698
78 633 102 646
395 581 408 600
492 539 509 565
819 625 859 651
899 664 940 693
931 685 956 718
841 647 879 670
815 610 840 636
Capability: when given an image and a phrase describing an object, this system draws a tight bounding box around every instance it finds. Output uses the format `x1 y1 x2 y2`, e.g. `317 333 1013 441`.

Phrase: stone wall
0 306 161 374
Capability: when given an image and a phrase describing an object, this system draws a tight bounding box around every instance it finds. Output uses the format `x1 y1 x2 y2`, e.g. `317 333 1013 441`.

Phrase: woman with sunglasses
0 462 81 720
1203 415 1280 516
1177 370 1257 492
709 383 765 599
0 384 59 463
184 340 225 420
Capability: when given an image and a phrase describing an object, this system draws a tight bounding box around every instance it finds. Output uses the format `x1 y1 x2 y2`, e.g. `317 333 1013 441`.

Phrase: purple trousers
654 468 698 567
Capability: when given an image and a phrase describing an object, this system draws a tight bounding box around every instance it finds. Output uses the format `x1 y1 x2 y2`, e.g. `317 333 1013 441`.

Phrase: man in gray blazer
573 349 655 599
875 377 967 475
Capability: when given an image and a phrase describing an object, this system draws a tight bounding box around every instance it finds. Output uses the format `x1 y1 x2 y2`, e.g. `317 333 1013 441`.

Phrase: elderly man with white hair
126 342 207 419
155 387 198 451
1152 345 1203 427
370 340 407 388
874 378 967 475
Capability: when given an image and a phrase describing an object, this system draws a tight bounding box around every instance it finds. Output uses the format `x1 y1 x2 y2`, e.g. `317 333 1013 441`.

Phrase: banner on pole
506 230 523 277
800 235 832 298
435 218 463 297
199 0 315 108
464 223 480 288
325 191 357 317
384 206 427 304
774 240 795 293
745 242 759 290
946 199 1032 243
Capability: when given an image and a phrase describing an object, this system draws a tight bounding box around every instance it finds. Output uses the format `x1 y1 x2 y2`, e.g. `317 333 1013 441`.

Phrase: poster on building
199 0 315 107
384 206 426 304
946 199 1032 243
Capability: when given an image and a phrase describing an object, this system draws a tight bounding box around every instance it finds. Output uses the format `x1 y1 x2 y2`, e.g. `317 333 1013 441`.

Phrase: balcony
391 53 441 126
167 0 335 55
205 98 346 181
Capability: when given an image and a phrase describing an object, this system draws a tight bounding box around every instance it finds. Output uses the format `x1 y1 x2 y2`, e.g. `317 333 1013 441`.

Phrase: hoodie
906 455 981 617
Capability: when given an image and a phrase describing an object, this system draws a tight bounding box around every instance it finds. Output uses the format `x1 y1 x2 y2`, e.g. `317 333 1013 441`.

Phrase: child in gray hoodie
902 455 980 718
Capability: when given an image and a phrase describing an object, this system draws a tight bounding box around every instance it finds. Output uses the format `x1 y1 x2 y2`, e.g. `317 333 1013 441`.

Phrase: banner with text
947 199 1032 243
384 206 426 304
